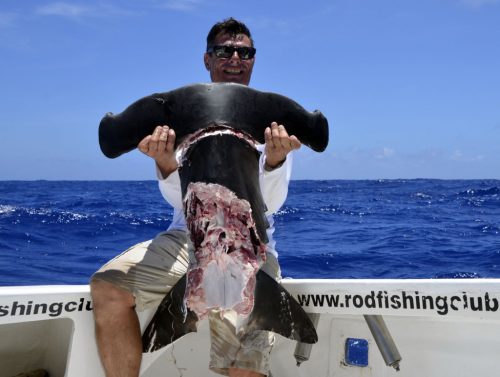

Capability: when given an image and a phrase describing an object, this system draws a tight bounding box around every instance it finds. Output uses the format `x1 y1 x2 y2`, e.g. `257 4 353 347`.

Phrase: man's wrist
156 161 178 179
264 158 286 172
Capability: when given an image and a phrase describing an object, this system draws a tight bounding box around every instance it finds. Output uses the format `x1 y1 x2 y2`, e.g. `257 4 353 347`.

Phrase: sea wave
1 179 499 284
459 187 499 197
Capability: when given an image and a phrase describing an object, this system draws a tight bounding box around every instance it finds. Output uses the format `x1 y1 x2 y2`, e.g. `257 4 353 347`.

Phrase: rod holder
294 313 320 367
364 314 402 371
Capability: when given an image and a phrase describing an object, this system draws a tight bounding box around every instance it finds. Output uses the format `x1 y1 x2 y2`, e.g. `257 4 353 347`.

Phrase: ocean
0 179 499 286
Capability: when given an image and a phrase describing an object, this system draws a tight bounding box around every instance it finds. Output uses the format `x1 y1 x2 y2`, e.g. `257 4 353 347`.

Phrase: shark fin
142 270 318 352
142 274 198 352
247 270 318 344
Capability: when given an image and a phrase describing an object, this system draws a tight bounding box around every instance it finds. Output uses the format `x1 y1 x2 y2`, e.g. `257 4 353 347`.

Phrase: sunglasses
207 45 256 60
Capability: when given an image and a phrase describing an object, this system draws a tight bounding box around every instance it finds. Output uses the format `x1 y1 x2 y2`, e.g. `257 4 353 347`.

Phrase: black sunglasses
207 45 256 60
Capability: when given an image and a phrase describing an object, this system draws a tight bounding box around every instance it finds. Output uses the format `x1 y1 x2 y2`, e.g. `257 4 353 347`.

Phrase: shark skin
98 83 328 352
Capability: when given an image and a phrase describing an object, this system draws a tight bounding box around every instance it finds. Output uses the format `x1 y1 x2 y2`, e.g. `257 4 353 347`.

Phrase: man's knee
90 279 135 312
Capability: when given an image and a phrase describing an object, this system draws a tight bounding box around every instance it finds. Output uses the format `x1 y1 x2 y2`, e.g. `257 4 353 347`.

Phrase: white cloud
160 0 203 11
36 3 91 17
247 16 291 31
451 149 463 160
460 0 500 7
375 147 395 159
329 147 397 162
450 150 484 162
294 146 495 179
35 2 137 19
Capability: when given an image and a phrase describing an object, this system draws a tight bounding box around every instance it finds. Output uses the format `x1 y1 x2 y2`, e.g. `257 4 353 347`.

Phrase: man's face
204 33 255 86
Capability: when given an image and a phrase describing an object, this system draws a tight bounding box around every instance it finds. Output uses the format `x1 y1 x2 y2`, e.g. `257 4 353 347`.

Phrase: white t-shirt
157 144 293 257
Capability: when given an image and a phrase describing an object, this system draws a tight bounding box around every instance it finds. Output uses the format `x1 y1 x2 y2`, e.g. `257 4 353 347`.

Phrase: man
91 18 301 377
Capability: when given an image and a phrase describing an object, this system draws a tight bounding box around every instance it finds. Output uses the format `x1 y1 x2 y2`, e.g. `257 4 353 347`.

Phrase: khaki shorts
91 229 281 376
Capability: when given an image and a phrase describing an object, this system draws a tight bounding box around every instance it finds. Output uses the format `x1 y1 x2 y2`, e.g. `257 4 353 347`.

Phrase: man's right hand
138 125 178 178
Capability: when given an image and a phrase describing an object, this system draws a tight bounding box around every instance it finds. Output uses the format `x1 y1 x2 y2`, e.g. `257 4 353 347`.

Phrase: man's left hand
264 122 301 170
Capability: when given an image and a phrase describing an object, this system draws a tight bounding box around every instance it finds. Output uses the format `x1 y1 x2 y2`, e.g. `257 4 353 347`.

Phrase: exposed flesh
183 182 267 319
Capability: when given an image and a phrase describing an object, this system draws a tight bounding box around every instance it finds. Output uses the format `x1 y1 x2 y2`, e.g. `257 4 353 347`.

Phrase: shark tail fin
142 274 198 352
247 270 318 344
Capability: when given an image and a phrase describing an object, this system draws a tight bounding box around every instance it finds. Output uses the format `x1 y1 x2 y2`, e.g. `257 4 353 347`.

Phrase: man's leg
90 230 190 377
91 278 265 377
91 279 142 377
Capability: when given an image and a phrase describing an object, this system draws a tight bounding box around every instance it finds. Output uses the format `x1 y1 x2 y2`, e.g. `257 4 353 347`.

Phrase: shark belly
181 130 267 320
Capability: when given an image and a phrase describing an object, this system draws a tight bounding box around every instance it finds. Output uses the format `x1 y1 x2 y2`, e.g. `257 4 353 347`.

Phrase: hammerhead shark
98 82 329 352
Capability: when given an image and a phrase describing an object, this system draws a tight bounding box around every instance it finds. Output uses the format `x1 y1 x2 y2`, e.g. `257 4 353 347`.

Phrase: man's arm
138 125 184 209
260 122 301 214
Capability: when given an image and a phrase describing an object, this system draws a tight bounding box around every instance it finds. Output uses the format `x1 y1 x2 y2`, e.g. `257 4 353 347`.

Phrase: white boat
1 278 500 377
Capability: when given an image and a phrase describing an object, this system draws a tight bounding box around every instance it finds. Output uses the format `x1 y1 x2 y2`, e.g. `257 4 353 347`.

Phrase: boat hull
1 279 500 376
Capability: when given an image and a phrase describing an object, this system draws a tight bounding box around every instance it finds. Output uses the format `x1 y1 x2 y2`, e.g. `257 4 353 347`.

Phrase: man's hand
264 122 301 170
138 125 178 178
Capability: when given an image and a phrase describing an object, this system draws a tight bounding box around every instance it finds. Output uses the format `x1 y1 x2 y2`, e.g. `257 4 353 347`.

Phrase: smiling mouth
224 68 243 75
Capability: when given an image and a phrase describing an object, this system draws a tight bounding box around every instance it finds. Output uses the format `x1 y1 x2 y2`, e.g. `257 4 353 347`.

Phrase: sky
1 0 499 180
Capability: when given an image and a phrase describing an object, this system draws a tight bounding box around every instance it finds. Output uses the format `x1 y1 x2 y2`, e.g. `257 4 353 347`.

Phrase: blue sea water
0 180 499 286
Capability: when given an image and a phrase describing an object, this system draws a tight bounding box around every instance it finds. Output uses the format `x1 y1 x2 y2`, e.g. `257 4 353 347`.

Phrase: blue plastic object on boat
345 338 369 367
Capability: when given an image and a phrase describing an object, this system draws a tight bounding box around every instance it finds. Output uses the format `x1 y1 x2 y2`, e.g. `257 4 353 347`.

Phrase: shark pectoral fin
142 274 199 353
247 270 318 344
